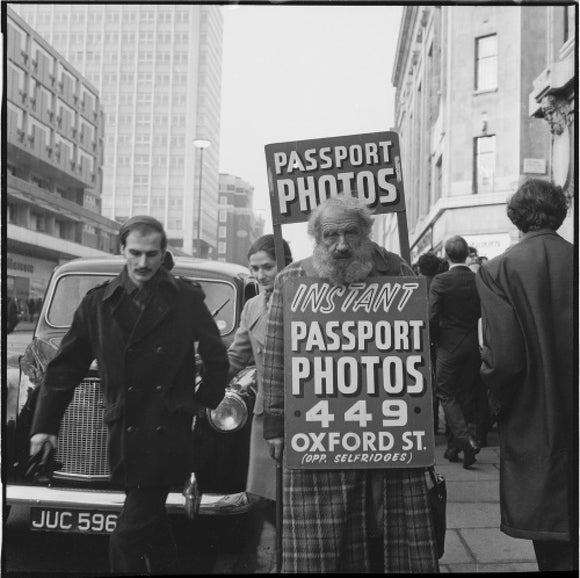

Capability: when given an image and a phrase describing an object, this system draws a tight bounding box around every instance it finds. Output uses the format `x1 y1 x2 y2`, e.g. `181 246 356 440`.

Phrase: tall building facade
217 173 264 266
529 4 575 242
377 5 570 262
6 7 118 304
12 4 224 256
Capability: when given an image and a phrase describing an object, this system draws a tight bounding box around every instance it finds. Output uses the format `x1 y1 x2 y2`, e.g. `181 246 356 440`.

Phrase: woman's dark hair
507 178 568 233
417 252 442 277
119 215 167 251
248 234 293 266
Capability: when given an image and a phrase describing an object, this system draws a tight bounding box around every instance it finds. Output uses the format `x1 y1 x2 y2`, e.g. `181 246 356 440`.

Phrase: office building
6 7 117 304
12 4 224 256
217 173 264 266
377 5 569 262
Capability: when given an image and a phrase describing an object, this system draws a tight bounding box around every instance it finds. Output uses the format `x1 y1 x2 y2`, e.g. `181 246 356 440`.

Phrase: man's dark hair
444 235 469 263
507 178 568 233
248 234 293 266
417 252 442 277
119 215 167 251
468 246 478 257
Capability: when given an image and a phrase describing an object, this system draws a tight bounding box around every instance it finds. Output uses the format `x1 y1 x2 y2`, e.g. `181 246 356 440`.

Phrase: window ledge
474 88 498 96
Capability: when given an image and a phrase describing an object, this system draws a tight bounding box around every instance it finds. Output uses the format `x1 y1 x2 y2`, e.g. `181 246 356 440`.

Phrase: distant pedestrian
417 251 442 290
7 297 20 334
476 179 575 571
28 297 36 321
429 236 481 468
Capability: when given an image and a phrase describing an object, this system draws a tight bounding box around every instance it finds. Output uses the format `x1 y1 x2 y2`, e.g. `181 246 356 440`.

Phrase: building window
475 34 497 92
218 242 226 254
564 6 575 43
474 135 495 194
218 226 227 238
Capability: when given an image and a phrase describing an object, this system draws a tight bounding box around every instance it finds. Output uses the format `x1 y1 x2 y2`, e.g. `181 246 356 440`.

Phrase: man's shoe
462 447 477 468
443 448 460 462
462 437 480 469
467 436 481 453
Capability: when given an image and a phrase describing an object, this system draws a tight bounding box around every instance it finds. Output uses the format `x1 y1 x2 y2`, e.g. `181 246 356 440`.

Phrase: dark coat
31 267 229 488
428 265 481 352
476 229 574 541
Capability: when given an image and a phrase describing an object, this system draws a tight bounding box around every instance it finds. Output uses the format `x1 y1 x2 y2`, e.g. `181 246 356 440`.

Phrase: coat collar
103 266 178 302
521 228 559 241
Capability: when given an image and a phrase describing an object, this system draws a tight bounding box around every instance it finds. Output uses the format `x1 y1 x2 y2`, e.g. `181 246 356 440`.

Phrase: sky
219 4 403 260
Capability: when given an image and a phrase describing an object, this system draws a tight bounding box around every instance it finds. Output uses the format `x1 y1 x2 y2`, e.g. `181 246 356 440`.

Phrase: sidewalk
11 319 36 333
434 430 538 573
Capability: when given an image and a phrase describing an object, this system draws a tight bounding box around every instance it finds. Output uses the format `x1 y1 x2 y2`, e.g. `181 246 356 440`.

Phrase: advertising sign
283 276 435 470
265 131 406 226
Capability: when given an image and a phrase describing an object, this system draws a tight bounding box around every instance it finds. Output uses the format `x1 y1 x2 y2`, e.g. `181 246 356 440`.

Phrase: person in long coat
29 215 229 574
475 179 575 571
262 196 439 573
227 234 292 572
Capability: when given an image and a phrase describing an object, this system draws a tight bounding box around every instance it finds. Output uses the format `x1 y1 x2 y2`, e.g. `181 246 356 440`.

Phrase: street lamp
193 138 211 257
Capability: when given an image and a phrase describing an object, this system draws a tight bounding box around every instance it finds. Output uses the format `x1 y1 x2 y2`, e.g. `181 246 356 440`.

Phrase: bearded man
262 196 439 573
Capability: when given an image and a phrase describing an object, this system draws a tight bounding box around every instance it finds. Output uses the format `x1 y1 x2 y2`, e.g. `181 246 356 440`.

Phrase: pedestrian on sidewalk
476 179 576 572
429 236 481 468
29 215 229 574
262 196 439 573
227 234 293 573
418 251 445 437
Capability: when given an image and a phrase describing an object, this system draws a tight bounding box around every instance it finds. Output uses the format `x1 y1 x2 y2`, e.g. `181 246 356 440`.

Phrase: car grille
54 378 110 481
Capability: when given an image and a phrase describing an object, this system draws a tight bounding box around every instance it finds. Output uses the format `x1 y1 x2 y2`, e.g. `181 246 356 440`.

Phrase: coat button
128 386 135 392
156 426 165 434
155 385 162 392
126 426 135 433
155 346 163 354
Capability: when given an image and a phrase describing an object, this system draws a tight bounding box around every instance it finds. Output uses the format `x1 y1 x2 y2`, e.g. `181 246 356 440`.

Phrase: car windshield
46 274 237 335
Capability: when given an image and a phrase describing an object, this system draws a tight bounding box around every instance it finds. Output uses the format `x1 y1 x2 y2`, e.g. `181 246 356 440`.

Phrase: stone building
376 5 571 262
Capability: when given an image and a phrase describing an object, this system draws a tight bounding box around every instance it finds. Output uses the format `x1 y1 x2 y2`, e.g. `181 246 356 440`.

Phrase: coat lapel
127 292 171 346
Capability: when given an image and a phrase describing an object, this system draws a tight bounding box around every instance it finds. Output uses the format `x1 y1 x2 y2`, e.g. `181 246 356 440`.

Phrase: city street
4 325 538 574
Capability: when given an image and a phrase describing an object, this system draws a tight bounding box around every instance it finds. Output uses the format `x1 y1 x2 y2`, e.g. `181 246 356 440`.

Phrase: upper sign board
265 132 406 225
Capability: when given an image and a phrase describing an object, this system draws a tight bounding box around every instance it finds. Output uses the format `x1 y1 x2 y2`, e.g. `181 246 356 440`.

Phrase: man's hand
30 433 57 457
267 437 284 461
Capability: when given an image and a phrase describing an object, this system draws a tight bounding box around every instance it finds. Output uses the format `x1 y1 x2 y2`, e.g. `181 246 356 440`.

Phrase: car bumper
6 484 252 516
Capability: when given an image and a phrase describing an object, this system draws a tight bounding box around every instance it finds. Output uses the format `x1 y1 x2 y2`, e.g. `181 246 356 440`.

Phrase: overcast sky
219 4 403 259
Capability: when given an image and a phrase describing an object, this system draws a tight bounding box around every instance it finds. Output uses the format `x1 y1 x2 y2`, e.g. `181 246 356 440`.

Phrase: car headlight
206 391 248 433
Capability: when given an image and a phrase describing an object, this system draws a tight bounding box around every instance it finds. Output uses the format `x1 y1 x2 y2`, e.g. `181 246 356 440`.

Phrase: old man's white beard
312 240 374 286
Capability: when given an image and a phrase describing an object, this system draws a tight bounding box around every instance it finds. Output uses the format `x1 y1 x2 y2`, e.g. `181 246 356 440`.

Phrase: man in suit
429 235 481 468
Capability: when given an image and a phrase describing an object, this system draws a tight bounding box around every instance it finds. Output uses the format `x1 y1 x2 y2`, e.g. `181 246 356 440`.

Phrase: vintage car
5 255 259 535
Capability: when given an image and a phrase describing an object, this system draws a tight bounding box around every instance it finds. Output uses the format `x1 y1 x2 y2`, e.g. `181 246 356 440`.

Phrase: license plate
30 507 118 534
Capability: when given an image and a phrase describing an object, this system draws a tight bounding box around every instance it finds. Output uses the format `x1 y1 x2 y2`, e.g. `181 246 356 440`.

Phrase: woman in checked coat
227 234 293 572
